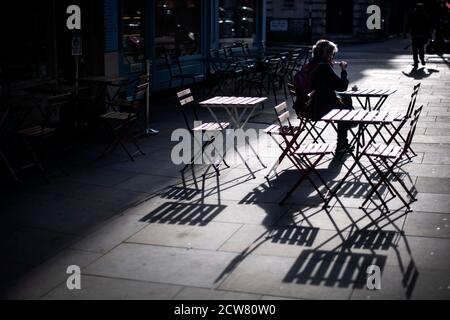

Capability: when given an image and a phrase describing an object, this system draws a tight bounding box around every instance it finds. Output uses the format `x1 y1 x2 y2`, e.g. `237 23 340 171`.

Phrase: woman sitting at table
309 39 354 153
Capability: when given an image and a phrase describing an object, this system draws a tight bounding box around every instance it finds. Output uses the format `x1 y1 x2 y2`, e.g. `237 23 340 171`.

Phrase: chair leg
132 136 146 156
381 158 417 202
0 147 19 182
22 135 48 182
119 141 135 162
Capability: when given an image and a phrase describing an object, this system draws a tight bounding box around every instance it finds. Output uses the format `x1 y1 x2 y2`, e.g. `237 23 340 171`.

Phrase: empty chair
177 89 230 177
360 106 423 212
267 102 335 205
264 101 303 180
164 52 205 90
16 93 72 181
98 76 149 161
381 83 421 160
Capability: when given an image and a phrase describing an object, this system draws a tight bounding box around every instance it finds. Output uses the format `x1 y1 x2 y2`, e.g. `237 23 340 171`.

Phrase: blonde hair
312 39 338 61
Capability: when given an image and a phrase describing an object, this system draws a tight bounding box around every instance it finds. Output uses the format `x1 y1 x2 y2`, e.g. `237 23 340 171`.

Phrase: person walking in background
407 3 432 68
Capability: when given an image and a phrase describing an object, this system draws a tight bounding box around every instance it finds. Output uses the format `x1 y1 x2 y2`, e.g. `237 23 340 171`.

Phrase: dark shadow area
283 250 387 289
402 67 440 79
160 185 202 201
139 201 226 226
343 229 397 251
269 226 319 247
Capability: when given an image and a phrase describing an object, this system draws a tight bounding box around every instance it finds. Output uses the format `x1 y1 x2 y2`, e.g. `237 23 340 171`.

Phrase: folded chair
271 102 336 205
99 77 149 161
17 93 72 181
360 106 423 213
177 89 230 177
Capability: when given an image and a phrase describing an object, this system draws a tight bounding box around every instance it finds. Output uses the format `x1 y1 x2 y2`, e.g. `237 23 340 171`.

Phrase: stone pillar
310 0 326 40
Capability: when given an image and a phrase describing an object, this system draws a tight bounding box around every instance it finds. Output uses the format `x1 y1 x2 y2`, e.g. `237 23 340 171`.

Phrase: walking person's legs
336 96 354 152
418 39 426 65
412 38 419 68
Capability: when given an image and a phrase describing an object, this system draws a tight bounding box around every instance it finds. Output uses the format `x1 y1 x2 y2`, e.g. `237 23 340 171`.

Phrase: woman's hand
339 61 348 71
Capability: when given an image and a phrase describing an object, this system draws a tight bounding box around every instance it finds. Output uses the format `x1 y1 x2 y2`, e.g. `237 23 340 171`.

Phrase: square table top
26 83 90 95
199 96 268 108
338 88 397 97
78 76 130 84
322 109 405 124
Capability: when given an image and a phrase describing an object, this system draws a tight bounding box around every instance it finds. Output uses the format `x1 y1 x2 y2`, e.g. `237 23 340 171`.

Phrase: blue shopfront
103 0 266 92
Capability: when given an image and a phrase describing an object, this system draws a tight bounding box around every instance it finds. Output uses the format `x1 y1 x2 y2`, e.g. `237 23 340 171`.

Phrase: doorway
326 0 354 34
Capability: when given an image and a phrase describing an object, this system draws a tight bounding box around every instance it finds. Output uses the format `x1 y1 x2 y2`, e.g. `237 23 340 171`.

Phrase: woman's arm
324 64 349 92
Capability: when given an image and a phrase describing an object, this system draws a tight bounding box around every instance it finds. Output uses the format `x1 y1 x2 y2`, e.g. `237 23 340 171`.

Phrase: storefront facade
0 0 266 93
103 0 267 91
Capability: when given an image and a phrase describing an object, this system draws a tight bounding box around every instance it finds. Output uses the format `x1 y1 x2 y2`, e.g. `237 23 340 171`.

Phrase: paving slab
350 265 450 300
127 221 242 251
173 287 261 300
2 249 101 300
84 244 239 289
42 275 182 300
219 254 355 300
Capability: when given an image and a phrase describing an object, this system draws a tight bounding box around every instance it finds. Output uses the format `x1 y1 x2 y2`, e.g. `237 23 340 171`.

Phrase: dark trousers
412 37 427 65
337 96 353 146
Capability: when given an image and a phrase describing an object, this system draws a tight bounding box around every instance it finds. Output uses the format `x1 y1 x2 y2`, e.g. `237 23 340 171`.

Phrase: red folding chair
288 83 329 145
272 102 336 205
360 106 423 213
264 101 302 180
377 83 421 160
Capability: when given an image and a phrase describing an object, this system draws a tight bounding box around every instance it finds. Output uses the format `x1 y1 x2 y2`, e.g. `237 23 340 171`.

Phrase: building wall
103 0 266 92
267 0 404 42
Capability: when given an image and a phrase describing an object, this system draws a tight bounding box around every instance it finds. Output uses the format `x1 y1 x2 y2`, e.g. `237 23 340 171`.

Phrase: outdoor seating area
0 73 154 182
1 36 450 301
206 43 310 101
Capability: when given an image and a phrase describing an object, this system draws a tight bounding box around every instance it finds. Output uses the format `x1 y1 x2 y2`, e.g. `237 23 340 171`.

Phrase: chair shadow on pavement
212 154 420 298
139 201 226 226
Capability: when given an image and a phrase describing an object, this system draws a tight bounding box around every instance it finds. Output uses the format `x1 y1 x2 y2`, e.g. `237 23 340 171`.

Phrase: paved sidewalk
1 37 449 300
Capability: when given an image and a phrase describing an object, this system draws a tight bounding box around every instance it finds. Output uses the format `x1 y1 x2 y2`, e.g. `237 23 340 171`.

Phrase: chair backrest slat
179 96 195 106
406 83 421 118
274 102 288 115
47 92 72 110
177 89 192 99
403 105 423 155
278 111 290 123
176 88 198 131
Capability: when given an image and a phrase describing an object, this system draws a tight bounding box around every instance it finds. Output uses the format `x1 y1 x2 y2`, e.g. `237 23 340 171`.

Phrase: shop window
155 0 201 58
122 0 145 63
219 0 256 45
0 2 51 83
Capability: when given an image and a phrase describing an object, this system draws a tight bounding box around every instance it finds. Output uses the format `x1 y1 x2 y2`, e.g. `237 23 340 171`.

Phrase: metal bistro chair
273 101 336 205
99 77 149 161
360 105 423 213
288 83 329 146
164 52 205 90
379 83 421 161
264 101 303 180
16 93 72 181
239 57 281 102
176 89 230 177
208 48 243 94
